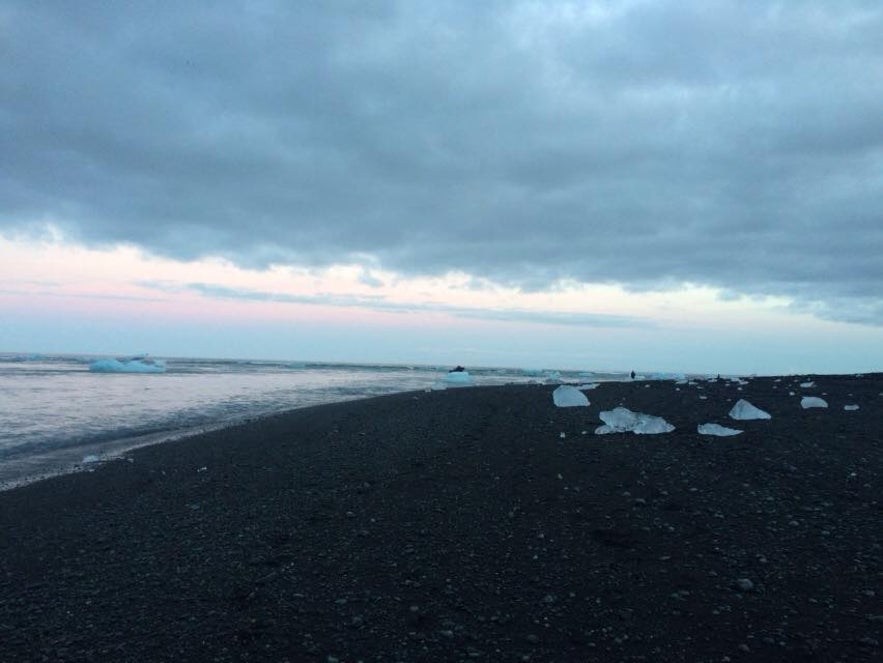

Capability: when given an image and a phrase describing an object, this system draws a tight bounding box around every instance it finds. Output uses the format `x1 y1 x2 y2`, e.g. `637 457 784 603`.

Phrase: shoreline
1 376 880 661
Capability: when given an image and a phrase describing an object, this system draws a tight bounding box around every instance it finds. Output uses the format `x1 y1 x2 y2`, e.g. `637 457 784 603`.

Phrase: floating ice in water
543 370 562 384
800 381 816 388
647 372 687 381
89 357 166 373
595 407 675 435
844 404 860 411
443 370 474 386
698 423 743 437
82 454 100 464
801 396 828 409
729 399 771 420
552 385 589 407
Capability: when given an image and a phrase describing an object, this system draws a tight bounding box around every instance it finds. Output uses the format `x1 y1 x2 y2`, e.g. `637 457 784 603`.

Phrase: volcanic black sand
1 375 881 662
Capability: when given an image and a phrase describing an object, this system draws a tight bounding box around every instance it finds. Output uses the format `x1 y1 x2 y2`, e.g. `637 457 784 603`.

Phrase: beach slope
1 376 881 661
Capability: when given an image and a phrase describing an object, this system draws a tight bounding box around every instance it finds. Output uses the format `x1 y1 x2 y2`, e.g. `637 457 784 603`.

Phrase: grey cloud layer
139 280 651 329
2 1 882 322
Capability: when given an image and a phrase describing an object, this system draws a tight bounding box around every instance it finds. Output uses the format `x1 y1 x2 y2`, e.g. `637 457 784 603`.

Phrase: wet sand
1 375 881 662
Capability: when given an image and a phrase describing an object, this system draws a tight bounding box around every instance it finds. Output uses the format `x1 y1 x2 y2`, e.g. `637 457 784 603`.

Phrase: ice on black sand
697 423 743 437
595 407 674 435
729 399 771 420
552 385 589 407
801 396 828 409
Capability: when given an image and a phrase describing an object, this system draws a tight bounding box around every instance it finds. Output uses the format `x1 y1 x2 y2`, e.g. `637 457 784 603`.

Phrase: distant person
630 370 636 380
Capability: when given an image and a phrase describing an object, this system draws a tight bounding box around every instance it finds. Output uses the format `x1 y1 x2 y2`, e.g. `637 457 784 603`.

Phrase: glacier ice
729 399 771 420
844 404 860 411
543 370 562 384
595 407 674 435
443 370 474 386
646 372 687 381
801 396 828 409
552 385 589 407
89 357 166 373
697 423 743 437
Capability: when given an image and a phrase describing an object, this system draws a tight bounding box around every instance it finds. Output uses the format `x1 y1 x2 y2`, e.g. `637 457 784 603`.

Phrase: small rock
735 578 754 592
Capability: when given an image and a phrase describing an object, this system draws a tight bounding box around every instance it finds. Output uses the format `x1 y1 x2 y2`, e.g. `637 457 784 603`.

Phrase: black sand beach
1 376 881 662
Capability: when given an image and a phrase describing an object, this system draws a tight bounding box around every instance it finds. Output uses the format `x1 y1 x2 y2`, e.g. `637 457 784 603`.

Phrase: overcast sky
2 1 882 372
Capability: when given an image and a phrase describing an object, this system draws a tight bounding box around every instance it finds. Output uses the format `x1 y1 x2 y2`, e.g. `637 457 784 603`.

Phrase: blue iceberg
89 356 166 374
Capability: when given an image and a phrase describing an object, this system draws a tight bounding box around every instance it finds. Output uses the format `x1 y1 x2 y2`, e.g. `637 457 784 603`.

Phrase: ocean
0 353 626 489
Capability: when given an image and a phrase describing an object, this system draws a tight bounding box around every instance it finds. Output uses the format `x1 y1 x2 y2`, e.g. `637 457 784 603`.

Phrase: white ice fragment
443 371 474 386
801 396 828 409
82 454 100 464
800 381 816 388
595 407 674 435
578 383 600 390
552 385 589 407
729 399 771 420
844 404 860 411
698 423 743 437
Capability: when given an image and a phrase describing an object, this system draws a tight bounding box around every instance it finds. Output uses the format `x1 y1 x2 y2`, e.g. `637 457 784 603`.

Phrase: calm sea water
0 353 624 488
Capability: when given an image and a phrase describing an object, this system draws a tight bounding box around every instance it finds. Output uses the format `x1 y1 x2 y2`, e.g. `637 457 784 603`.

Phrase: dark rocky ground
0 375 881 662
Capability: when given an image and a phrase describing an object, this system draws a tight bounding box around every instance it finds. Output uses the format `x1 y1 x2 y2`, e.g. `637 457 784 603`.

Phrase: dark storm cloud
2 1 882 322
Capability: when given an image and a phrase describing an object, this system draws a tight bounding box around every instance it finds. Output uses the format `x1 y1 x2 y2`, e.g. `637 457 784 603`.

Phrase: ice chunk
443 370 474 386
89 357 166 373
578 383 600 390
698 423 743 437
552 385 589 407
844 404 860 411
800 381 816 388
801 396 828 409
543 370 562 384
82 454 101 464
595 407 674 435
729 399 771 420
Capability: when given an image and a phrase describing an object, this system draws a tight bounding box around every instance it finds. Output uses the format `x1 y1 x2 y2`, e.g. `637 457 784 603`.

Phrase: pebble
735 578 754 592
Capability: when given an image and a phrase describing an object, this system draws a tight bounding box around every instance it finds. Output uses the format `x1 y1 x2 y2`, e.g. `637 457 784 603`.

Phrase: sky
2 1 882 374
